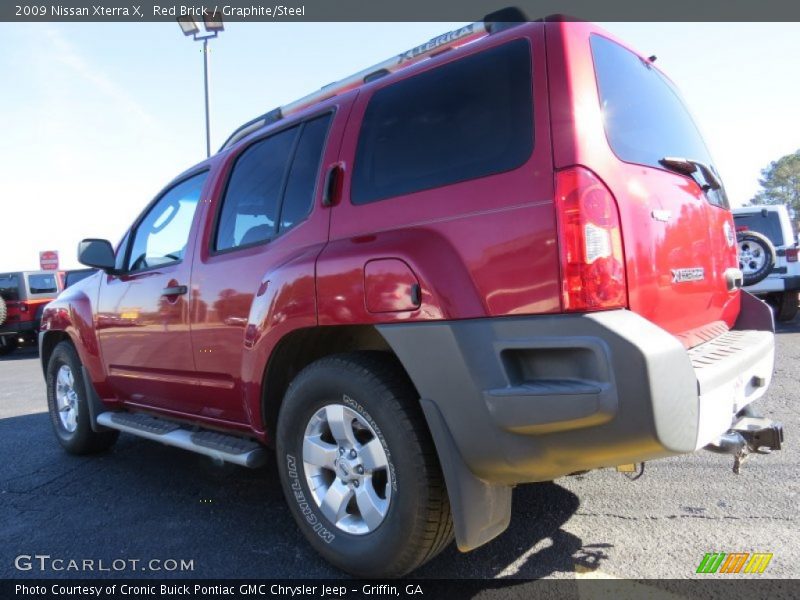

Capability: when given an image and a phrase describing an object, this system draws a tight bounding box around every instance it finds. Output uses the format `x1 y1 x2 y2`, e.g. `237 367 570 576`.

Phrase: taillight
555 166 627 312
18 302 28 313
787 248 798 263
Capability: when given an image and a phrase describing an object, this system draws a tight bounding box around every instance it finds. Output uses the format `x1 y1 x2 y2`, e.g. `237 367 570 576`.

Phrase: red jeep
0 270 62 356
41 15 782 577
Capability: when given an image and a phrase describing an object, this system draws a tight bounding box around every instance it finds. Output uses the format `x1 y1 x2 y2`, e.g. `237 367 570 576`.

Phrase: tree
750 149 800 212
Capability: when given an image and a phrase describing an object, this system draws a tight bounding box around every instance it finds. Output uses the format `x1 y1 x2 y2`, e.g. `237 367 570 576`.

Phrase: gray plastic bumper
377 292 775 551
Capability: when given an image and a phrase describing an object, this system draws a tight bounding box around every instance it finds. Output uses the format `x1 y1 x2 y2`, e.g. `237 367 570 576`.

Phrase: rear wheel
775 291 799 322
0 336 18 357
276 352 452 577
737 230 776 286
46 341 118 454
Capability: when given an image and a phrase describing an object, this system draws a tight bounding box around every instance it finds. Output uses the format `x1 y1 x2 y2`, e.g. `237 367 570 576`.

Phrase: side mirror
78 239 117 272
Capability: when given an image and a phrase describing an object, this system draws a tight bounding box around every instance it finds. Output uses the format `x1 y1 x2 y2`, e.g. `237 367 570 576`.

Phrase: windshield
0 274 20 301
590 34 727 209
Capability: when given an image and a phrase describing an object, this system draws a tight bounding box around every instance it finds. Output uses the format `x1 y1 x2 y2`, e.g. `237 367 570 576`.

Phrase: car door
189 100 350 426
96 170 208 413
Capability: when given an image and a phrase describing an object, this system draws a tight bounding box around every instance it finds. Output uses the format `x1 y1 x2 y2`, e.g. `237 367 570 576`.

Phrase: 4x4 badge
672 268 705 283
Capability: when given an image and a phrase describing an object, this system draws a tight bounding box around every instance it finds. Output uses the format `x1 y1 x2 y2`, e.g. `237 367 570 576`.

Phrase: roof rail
219 7 527 152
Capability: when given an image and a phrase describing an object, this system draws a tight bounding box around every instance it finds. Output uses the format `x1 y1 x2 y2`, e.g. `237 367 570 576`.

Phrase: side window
127 172 207 272
215 127 298 251
27 274 58 294
352 39 533 205
279 114 332 232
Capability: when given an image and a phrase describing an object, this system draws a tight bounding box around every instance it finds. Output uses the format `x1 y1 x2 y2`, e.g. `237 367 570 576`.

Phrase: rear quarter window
27 274 59 294
352 39 534 205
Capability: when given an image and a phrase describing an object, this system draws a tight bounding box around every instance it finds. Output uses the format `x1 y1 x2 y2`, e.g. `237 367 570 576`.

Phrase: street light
177 11 224 158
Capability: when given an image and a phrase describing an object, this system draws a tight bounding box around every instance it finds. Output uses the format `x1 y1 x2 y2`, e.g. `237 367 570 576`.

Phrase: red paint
41 21 742 440
364 259 421 313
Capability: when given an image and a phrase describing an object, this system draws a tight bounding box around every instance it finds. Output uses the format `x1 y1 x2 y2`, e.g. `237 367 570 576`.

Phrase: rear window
0 274 19 301
352 39 533 205
28 273 59 294
590 35 728 209
734 212 786 247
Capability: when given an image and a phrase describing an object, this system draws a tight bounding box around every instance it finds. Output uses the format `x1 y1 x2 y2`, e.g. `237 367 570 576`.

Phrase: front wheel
46 341 118 454
276 352 453 577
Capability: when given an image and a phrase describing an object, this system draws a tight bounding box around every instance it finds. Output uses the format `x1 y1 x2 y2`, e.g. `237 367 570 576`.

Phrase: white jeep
733 204 800 321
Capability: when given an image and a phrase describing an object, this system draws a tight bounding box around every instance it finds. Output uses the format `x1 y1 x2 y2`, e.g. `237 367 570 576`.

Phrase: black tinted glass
0 275 19 301
352 39 533 205
734 213 786 246
216 127 298 251
28 274 58 294
591 35 727 208
279 115 332 232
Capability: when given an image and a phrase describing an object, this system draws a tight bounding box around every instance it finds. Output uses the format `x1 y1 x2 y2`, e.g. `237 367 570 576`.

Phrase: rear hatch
549 24 740 347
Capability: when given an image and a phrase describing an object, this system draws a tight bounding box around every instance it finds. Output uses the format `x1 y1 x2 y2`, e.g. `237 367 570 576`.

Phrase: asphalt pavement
1 325 797 582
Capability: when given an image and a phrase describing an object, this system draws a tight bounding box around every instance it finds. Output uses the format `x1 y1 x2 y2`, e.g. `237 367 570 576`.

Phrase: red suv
0 270 62 356
40 16 782 577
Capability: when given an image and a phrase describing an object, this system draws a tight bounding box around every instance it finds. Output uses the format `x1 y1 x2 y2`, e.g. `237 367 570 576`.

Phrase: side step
96 412 268 468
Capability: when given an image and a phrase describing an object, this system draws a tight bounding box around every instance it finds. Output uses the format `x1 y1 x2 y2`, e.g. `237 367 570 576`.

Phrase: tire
0 336 18 357
737 230 776 286
0 296 6 326
776 291 799 322
276 352 453 577
46 341 118 454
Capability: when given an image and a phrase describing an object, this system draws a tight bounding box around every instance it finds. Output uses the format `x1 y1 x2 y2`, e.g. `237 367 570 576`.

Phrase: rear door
188 101 348 426
549 23 739 346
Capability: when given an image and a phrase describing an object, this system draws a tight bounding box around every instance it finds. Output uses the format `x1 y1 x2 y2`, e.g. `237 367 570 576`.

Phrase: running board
95 412 268 468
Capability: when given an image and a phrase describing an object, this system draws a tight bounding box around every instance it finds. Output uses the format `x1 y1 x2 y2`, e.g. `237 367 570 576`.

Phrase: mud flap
420 399 512 551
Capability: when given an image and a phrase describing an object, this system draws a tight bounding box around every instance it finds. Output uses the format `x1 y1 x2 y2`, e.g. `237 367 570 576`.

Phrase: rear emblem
651 209 672 222
724 221 735 247
672 268 705 283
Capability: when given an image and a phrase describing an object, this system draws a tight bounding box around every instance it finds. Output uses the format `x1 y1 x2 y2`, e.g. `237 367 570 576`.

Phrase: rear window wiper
659 156 721 192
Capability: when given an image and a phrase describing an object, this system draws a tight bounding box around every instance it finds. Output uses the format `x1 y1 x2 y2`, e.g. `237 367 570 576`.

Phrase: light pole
177 12 224 158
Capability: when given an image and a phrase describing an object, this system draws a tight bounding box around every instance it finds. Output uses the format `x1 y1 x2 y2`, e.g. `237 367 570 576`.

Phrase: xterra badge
672 268 705 283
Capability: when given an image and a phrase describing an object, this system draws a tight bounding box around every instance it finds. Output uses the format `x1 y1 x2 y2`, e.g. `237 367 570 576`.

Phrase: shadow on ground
0 409 603 581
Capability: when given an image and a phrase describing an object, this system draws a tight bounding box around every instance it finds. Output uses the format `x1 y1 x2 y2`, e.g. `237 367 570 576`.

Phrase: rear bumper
747 275 800 294
378 292 775 550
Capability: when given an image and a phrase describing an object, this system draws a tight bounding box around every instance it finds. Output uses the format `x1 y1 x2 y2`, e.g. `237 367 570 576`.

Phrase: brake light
555 166 627 312
787 248 798 263
18 302 28 313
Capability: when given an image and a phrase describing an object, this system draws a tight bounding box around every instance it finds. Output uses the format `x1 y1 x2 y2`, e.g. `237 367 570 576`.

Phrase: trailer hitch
705 416 784 474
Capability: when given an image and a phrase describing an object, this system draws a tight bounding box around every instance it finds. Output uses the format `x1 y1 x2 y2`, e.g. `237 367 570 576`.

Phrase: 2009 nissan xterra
41 13 783 577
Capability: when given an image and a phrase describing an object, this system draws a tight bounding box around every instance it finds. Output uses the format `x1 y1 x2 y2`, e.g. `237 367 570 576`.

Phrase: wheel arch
261 325 398 442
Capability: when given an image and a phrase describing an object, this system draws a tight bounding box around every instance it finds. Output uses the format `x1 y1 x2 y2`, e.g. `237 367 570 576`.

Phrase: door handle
161 285 188 296
321 163 343 207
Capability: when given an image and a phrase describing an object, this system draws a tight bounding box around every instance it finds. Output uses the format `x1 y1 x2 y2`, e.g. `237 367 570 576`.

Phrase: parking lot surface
1 324 798 581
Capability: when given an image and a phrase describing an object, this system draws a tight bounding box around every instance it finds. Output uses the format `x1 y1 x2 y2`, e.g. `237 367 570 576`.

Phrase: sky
1 21 799 269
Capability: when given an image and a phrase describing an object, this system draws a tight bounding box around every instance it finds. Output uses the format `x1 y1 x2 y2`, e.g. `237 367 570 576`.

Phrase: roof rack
219 7 527 152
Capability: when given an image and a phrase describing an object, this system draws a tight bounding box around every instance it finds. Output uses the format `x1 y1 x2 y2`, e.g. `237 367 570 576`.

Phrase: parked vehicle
733 205 800 321
40 14 782 577
0 270 62 356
